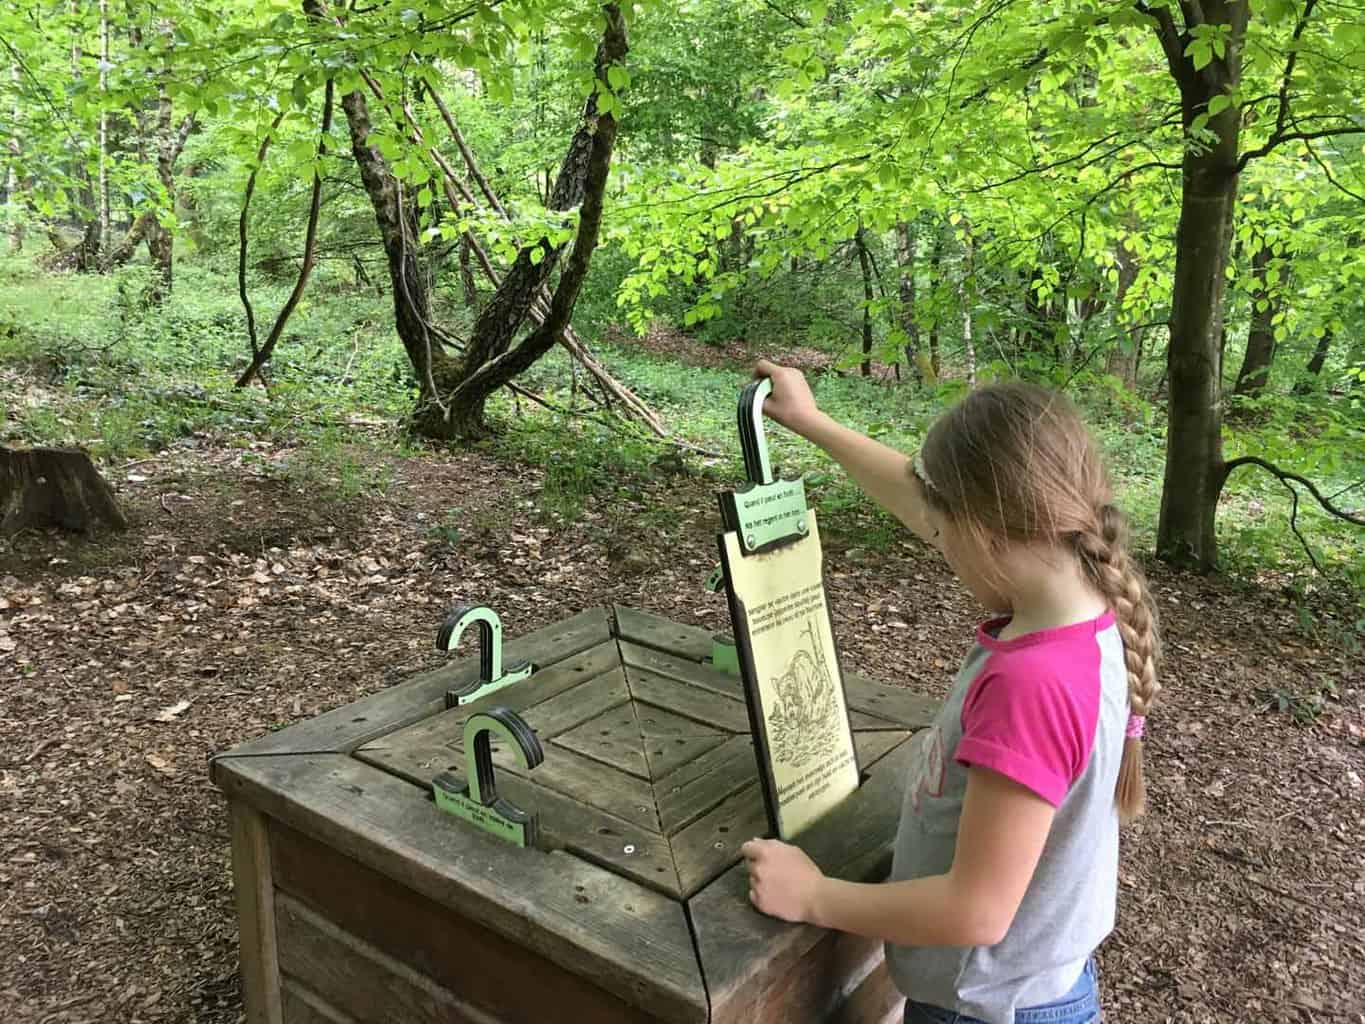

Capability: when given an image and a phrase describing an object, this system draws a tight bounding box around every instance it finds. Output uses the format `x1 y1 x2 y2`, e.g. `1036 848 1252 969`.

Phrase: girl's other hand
753 360 824 438
741 837 824 923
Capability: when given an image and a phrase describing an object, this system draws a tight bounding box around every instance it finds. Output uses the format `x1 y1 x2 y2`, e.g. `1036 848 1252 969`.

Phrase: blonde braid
1073 504 1161 823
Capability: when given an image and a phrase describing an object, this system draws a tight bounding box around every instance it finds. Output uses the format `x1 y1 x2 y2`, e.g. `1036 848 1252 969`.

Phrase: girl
740 360 1159 1024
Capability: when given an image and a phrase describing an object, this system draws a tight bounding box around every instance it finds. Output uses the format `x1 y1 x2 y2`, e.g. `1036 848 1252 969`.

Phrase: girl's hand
753 360 824 438
741 837 824 923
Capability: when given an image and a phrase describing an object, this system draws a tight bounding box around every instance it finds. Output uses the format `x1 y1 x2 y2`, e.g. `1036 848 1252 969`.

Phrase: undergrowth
2 253 1361 601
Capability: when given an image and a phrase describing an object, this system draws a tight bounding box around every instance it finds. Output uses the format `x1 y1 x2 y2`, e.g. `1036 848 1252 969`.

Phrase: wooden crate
212 606 940 1024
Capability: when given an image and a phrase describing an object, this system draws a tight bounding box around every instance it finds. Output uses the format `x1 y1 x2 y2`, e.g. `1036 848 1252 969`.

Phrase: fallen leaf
145 754 174 775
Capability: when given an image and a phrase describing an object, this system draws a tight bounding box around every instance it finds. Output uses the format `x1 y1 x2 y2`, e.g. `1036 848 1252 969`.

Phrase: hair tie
1125 713 1146 740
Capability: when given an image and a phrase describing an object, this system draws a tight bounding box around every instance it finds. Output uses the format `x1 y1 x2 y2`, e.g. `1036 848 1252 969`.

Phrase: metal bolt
713 841 725 850
797 519 808 533
745 535 757 549
623 844 636 855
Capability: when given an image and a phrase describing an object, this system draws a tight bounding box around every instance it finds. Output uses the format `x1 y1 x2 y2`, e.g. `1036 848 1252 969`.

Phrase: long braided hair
918 382 1160 822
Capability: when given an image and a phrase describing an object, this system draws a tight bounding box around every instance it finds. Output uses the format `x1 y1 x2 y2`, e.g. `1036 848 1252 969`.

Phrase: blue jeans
904 959 1101 1024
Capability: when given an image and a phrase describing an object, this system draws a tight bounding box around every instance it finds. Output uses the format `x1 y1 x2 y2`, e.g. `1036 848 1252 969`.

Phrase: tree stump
0 447 128 535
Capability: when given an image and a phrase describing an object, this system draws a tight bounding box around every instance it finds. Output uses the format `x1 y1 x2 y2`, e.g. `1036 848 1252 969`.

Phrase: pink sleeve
955 658 1097 807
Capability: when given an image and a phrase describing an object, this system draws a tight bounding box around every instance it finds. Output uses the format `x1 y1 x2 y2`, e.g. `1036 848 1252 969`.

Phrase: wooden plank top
213 605 939 1021
221 607 614 758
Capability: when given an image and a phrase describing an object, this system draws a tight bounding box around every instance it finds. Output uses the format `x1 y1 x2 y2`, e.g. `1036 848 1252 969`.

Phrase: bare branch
1136 1 1190 82
1303 137 1365 203
1237 122 1365 171
760 0 808 29
1273 0 1320 140
235 80 335 388
1222 456 1365 526
238 108 289 364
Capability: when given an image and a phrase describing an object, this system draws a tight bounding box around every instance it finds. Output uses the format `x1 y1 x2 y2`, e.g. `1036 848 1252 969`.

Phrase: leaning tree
229 0 662 441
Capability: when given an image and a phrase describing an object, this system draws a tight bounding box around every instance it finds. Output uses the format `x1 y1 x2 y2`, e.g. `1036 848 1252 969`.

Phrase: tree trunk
855 226 874 377
928 232 942 379
6 61 22 251
1233 244 1279 397
341 89 455 434
0 447 127 534
1293 329 1333 395
959 231 976 388
98 0 111 253
895 220 923 383
459 233 478 308
144 82 178 302
442 6 628 434
1154 0 1248 571
1106 238 1140 388
342 6 627 440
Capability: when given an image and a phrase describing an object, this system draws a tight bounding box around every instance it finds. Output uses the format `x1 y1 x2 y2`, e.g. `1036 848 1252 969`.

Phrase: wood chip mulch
1 440 1360 1023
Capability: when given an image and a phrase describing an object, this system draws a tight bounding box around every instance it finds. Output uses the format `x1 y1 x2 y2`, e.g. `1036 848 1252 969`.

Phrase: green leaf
606 65 631 92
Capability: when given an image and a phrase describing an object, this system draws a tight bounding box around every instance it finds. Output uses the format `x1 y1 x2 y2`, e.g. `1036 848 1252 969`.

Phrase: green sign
431 707 544 848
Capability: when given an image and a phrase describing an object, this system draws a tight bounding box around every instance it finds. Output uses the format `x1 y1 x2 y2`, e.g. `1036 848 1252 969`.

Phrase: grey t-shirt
885 612 1130 1023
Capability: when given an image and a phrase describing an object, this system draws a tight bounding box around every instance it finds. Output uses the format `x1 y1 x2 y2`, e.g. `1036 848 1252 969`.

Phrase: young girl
740 360 1160 1024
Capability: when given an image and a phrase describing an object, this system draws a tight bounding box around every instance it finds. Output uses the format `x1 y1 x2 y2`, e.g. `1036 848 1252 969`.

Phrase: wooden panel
625 665 751 733
355 742 679 894
855 730 911 771
272 824 658 1024
360 725 660 833
655 735 756 834
615 606 713 662
848 710 905 731
689 742 914 1024
671 781 767 897
635 705 727 780
281 980 357 1024
720 931 891 1024
214 754 707 1022
276 893 492 1024
831 962 904 1024
844 672 939 730
554 704 651 780
522 667 630 740
620 641 745 699
231 802 283 1024
356 641 623 759
666 729 910 895
501 743 659 832
217 608 613 758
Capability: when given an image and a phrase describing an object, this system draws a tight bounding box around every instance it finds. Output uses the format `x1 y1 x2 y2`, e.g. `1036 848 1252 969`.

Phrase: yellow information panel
719 511 860 838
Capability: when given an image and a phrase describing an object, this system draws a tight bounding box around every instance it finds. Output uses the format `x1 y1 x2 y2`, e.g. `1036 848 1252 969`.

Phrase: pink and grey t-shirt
886 611 1129 1023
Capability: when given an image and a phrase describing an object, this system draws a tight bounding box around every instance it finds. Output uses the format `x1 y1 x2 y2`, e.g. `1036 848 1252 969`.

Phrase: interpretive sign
717 380 859 839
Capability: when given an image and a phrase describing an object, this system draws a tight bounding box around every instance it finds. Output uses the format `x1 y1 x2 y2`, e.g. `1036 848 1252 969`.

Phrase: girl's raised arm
754 360 935 543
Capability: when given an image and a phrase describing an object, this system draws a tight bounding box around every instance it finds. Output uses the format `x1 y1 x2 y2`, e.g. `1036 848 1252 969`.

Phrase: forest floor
1 419 1363 1024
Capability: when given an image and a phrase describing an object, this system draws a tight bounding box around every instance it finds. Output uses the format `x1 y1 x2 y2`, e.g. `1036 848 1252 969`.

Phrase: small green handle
432 707 545 848
738 378 775 486
439 604 535 707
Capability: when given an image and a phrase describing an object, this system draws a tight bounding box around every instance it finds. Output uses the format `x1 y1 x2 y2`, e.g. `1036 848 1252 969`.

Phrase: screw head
745 535 757 548
797 518 808 533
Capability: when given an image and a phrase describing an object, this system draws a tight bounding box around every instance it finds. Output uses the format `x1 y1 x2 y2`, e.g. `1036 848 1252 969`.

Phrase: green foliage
1254 680 1338 728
